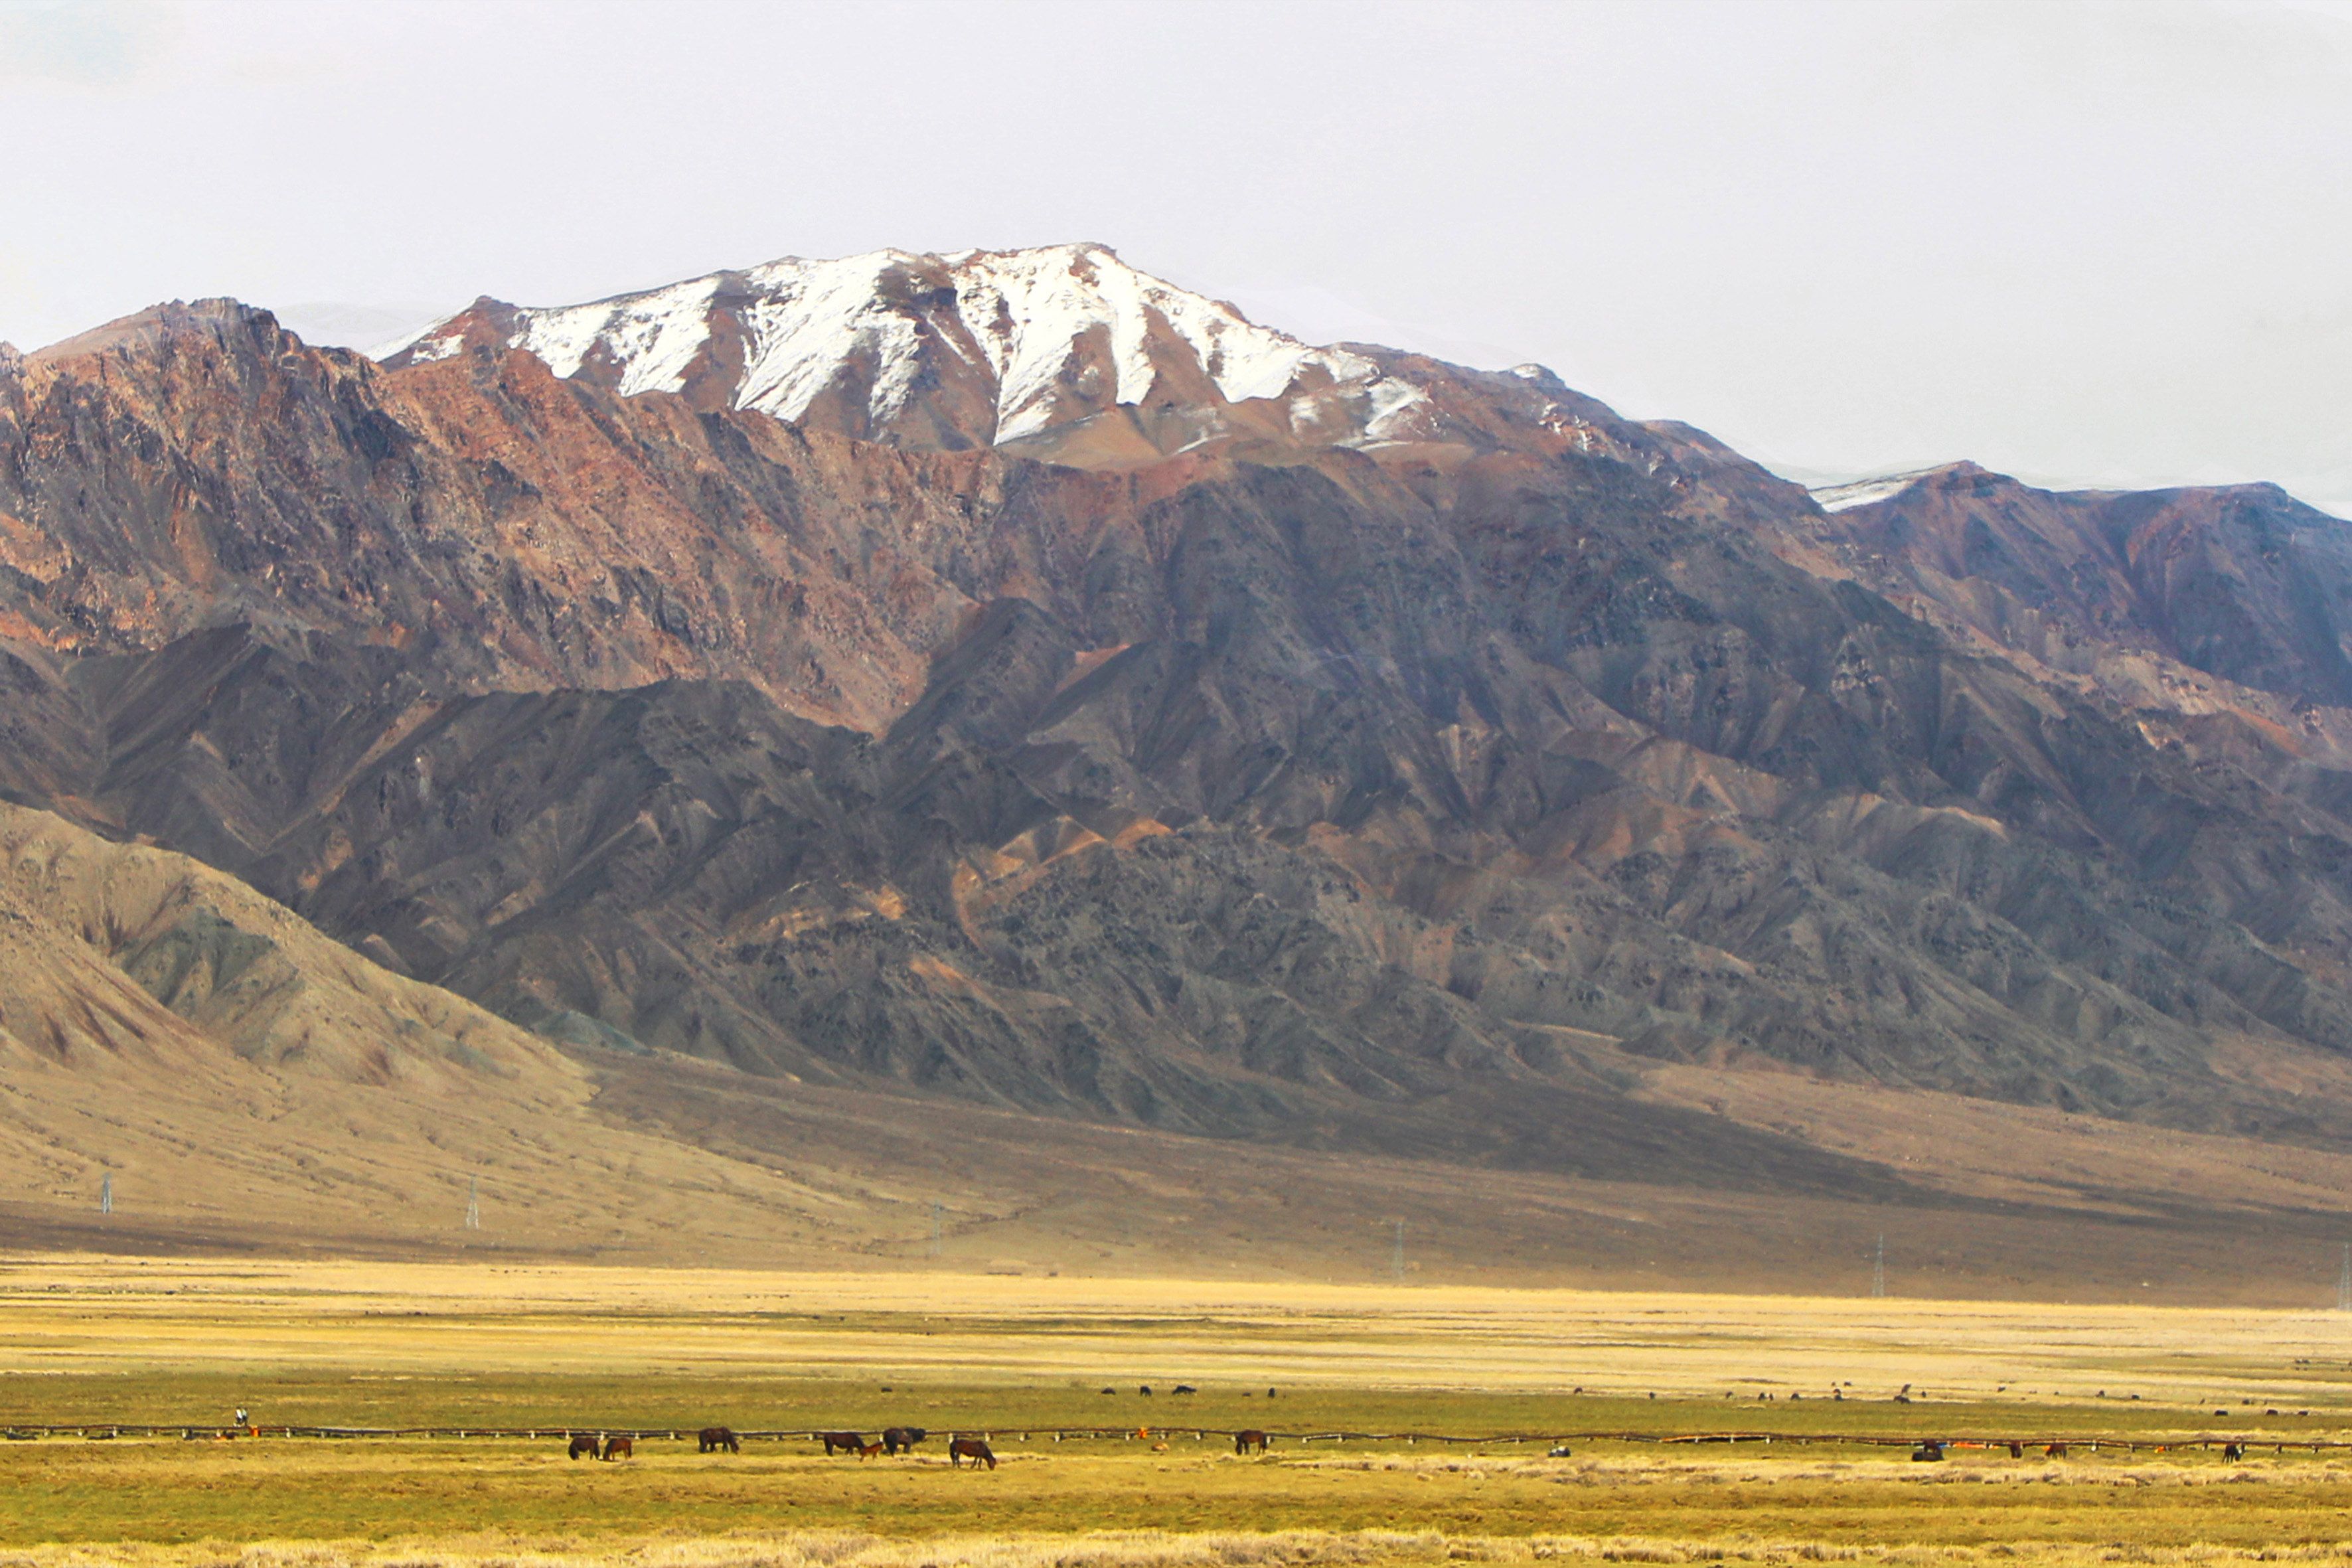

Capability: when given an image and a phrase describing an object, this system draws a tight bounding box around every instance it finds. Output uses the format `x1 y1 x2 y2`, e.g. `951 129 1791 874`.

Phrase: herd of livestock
30 1419 2285 1466
559 1384 1287 1467
562 1423 1281 1466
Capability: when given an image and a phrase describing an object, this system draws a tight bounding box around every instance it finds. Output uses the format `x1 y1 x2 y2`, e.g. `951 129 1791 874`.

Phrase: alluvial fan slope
0 799 894 1255
2 244 2352 1243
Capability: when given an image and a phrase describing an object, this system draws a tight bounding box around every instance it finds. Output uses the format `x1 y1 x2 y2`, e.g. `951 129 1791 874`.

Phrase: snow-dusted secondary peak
376 244 1583 467
1810 469 1948 513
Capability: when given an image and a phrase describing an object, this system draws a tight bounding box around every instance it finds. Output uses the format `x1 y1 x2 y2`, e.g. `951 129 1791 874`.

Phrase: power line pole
1871 1233 1885 1298
465 1174 481 1231
931 1200 943 1259
99 1172 112 1216
2337 1243 2349 1313
1393 1219 1405 1283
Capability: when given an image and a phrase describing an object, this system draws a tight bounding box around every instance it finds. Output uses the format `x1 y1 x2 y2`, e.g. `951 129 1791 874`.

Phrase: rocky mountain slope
1805 462 2352 736
3 806 2349 1296
3 248 2352 1204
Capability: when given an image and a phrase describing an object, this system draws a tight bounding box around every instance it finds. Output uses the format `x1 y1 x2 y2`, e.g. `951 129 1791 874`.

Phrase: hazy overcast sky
3 0 2347 510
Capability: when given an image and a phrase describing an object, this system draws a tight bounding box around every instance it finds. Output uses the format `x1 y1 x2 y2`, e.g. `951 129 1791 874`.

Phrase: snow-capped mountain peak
377 243 1537 466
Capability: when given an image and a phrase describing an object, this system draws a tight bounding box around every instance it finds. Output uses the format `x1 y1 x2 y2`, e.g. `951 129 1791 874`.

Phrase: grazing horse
698 1427 740 1454
2008 1443 2024 1458
1172 1385 1198 1395
882 1426 927 1455
820 1431 867 1456
949 1437 997 1469
2045 1443 2069 1458
568 1433 600 1460
2222 1443 2244 1462
858 1441 886 1458
1235 1429 1270 1454
603 1436 635 1461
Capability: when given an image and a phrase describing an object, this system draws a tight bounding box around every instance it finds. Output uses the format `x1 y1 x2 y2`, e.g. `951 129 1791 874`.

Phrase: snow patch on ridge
1361 378 1433 441
370 319 455 361
512 273 722 396
1812 470 1942 512
398 333 464 364
946 244 1383 441
957 246 1375 408
734 251 934 424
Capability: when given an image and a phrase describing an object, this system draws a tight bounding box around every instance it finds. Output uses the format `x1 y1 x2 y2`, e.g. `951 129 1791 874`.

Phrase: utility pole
931 1200 943 1259
1393 1219 1405 1283
465 1174 481 1231
99 1172 112 1216
2337 1243 2349 1313
1871 1233 1885 1298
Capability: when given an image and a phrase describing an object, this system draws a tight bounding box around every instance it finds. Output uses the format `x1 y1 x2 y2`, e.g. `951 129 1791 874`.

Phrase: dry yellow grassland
5 1255 2352 1408
6 1256 2352 1563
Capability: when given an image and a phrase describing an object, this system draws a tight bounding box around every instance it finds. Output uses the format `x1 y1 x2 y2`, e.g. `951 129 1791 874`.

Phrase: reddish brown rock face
5 287 2352 1176
6 299 1008 729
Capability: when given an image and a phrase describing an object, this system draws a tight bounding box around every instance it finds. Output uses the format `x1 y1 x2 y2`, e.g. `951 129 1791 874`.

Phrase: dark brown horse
882 1425 927 1455
1235 1429 1270 1454
568 1433 600 1460
602 1436 635 1460
820 1431 867 1455
698 1427 740 1454
2045 1443 2069 1458
2222 1442 2244 1462
949 1437 997 1469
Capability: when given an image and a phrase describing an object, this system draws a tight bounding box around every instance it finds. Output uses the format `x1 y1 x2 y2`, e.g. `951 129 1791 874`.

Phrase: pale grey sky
3 0 2347 511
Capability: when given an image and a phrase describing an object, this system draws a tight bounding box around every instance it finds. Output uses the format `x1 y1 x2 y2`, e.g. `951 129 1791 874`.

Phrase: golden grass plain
10 1257 2352 1563
7 1253 2352 1408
